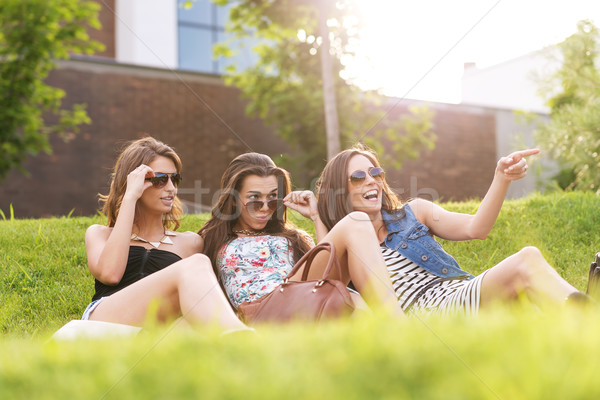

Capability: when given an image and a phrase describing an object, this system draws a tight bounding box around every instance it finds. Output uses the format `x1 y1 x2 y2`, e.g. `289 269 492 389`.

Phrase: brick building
0 0 539 218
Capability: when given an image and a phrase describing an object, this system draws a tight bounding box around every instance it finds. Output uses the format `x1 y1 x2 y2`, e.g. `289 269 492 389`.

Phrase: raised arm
413 148 540 241
86 164 154 285
283 190 328 243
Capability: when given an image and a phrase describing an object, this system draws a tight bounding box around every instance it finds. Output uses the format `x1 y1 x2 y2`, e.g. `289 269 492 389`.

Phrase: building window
177 0 257 75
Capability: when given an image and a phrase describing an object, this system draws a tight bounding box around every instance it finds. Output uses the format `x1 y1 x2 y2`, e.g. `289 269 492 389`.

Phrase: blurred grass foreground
2 192 600 399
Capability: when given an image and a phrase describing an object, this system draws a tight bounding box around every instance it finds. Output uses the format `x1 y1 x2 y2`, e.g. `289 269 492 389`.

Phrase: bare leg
89 254 247 330
294 212 403 315
480 246 579 310
349 292 372 317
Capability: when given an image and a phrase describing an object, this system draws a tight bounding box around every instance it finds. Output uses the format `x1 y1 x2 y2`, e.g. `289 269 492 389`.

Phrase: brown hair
99 136 183 230
315 145 402 231
199 152 313 271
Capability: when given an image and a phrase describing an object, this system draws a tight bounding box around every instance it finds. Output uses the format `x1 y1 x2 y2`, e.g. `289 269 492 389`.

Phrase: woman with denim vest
284 146 593 315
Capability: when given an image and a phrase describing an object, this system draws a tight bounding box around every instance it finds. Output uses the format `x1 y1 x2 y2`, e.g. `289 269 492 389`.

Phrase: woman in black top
82 137 247 331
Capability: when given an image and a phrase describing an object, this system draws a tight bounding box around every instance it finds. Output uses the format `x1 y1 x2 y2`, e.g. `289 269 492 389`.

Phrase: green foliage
214 0 435 186
0 0 104 181
363 105 436 170
535 20 600 192
2 193 600 398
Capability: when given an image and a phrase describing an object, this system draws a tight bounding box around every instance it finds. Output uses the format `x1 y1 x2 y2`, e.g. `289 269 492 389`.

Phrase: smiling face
236 174 278 232
138 155 178 215
346 154 384 216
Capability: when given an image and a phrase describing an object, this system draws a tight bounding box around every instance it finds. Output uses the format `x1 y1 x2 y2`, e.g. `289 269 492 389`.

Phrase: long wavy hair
199 152 313 272
315 145 402 231
99 137 183 230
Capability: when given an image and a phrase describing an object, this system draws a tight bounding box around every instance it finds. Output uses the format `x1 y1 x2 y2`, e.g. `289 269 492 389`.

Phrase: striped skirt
381 246 488 316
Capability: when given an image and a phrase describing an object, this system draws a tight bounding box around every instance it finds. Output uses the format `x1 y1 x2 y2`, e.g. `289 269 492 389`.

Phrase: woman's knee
182 253 218 279
186 253 212 266
335 212 373 231
506 246 546 286
345 211 370 222
517 246 544 262
170 253 216 280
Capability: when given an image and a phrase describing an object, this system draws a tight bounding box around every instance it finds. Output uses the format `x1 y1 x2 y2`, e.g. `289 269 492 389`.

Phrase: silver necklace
131 230 176 248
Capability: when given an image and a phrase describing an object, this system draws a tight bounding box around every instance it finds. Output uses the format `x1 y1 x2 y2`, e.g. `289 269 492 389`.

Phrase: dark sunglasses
243 199 280 213
349 167 385 185
145 172 182 188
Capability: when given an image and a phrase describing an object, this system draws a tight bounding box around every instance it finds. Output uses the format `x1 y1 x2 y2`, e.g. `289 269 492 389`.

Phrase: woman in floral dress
198 152 404 317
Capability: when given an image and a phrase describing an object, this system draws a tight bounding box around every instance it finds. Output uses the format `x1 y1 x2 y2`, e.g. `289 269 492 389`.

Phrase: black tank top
92 246 182 301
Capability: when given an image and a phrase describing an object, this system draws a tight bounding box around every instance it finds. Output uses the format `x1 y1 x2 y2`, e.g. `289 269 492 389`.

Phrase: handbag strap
284 241 341 282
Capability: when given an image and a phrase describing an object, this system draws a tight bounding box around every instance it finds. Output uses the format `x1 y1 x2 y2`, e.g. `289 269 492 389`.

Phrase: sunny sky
348 0 600 104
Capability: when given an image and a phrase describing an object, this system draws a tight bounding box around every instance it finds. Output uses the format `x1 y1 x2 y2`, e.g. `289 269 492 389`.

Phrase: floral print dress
217 235 295 308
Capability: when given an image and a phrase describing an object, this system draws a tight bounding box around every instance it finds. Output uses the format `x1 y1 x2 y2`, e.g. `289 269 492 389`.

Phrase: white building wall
115 0 178 69
494 110 555 198
461 50 560 114
461 50 563 197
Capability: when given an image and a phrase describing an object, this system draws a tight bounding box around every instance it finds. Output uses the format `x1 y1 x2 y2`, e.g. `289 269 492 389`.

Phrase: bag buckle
312 280 325 293
280 278 290 292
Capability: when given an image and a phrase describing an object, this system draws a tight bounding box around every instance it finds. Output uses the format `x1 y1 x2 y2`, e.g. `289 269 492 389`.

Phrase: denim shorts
81 297 108 320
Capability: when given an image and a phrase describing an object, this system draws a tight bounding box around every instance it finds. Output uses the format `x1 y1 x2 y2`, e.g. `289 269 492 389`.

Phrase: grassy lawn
1 192 600 399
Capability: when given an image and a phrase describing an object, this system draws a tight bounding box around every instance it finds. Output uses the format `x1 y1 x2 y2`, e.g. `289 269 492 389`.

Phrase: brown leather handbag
236 241 356 324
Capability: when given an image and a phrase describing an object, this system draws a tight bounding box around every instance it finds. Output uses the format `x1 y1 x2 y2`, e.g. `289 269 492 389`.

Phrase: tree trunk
319 6 340 160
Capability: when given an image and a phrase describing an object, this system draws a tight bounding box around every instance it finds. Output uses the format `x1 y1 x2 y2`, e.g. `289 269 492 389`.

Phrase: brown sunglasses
243 199 280 213
348 167 385 185
145 172 182 188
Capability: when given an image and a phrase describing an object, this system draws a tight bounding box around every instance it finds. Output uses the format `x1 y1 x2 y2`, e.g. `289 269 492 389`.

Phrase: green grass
440 192 600 289
2 192 600 399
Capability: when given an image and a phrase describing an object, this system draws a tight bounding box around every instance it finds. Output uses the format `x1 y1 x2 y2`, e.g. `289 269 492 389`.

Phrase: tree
535 20 600 192
211 0 435 186
0 0 103 181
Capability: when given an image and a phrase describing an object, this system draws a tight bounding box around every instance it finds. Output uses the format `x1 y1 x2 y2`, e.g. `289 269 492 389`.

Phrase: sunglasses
145 172 182 188
349 167 385 185
243 199 280 213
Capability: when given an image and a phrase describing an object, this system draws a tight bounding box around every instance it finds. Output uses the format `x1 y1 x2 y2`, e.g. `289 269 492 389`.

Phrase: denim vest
382 205 473 280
